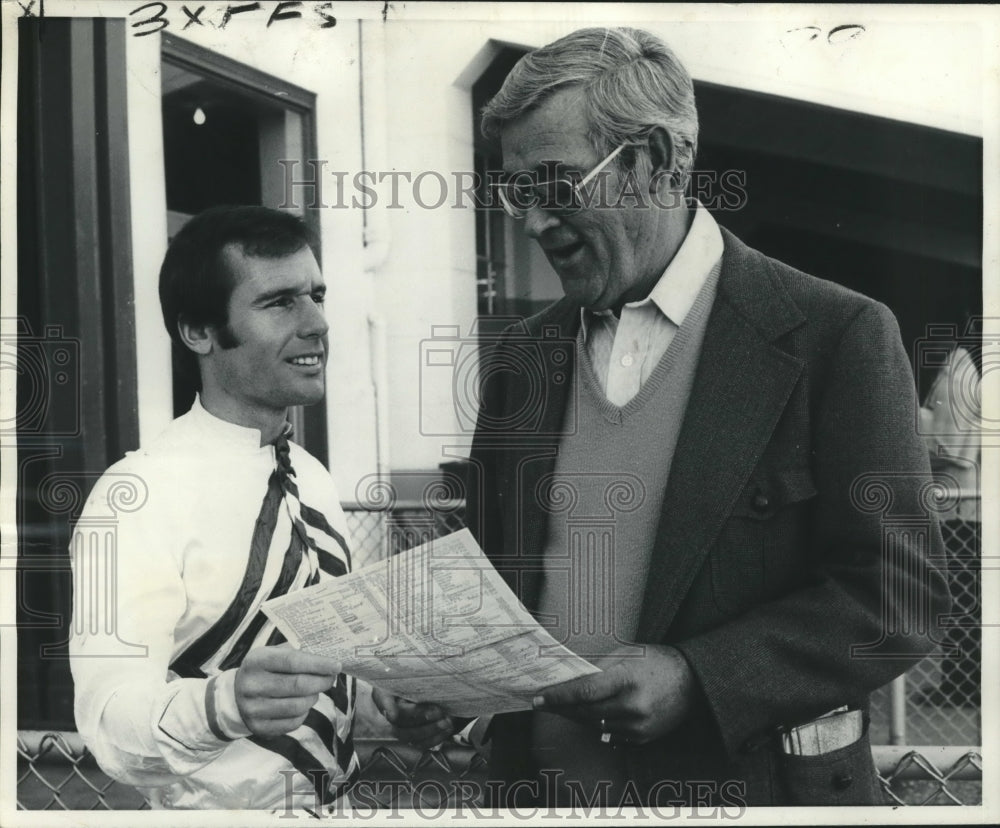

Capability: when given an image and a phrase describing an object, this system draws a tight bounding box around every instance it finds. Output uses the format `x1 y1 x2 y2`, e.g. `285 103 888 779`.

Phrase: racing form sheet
262 529 600 715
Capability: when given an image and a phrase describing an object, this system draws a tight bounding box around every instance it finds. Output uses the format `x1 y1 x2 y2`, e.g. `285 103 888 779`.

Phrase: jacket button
832 772 853 791
752 491 770 511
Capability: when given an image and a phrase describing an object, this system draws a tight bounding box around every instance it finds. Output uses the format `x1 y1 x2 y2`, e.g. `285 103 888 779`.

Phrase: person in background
915 332 982 708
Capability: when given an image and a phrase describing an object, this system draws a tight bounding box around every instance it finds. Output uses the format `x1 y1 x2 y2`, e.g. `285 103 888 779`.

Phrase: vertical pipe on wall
889 674 908 745
359 20 392 494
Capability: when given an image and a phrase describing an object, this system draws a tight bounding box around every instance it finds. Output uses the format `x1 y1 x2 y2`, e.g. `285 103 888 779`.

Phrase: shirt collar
581 201 724 335
188 394 279 450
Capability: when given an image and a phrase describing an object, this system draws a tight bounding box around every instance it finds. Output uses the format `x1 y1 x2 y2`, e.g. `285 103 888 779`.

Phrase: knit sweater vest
530 260 720 803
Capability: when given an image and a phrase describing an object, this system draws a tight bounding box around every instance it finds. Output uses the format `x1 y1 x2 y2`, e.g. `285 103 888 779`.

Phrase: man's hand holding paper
371 689 456 750
531 644 698 746
234 644 343 738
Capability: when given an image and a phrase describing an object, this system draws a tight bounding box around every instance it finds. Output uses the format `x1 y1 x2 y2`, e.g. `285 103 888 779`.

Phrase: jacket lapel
636 230 806 641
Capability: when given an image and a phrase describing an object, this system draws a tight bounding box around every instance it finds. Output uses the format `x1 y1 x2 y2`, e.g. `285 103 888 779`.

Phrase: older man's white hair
481 27 699 184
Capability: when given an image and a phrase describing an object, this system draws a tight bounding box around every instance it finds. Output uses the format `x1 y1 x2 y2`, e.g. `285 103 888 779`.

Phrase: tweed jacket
466 228 949 807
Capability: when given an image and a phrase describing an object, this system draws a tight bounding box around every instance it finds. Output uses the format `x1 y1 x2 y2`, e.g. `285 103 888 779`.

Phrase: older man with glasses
378 26 948 810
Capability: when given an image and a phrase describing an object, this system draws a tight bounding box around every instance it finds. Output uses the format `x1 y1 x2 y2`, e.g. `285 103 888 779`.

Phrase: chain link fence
16 731 983 809
345 501 467 571
868 496 981 748
875 746 982 806
15 732 491 811
16 497 983 809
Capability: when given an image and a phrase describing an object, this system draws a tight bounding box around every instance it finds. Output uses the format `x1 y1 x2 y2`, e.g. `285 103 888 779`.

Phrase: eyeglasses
495 143 628 219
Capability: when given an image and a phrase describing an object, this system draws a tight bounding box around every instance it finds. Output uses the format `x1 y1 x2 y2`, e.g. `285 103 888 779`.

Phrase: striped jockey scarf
169 429 358 803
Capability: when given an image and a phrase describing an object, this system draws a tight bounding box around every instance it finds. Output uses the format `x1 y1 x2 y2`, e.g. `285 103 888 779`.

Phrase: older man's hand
532 645 698 745
371 688 456 750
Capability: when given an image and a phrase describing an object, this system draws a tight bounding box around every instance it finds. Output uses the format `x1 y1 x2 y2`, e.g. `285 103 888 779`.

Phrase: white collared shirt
582 203 724 406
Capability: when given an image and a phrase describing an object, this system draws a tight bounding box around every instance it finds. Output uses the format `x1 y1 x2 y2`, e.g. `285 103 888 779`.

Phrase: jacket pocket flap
731 467 818 519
